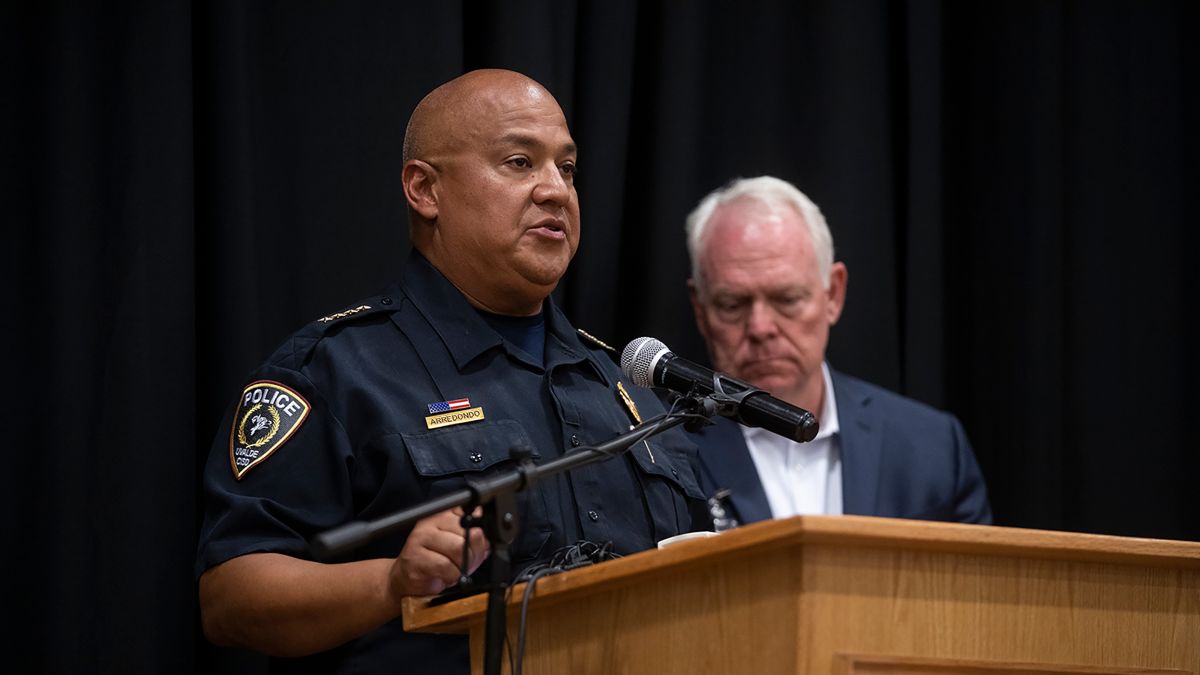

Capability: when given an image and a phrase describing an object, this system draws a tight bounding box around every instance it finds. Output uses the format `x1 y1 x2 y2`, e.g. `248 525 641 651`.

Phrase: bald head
398 69 580 316
403 69 559 165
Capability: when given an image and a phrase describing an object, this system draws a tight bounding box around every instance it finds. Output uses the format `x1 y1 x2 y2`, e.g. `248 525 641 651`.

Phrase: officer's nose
532 163 571 207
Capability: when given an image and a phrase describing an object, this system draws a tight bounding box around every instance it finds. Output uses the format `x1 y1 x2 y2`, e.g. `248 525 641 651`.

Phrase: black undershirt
477 309 546 364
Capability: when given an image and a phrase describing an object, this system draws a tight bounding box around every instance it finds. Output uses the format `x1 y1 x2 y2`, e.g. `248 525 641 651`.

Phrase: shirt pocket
400 419 552 564
404 419 539 475
629 439 707 540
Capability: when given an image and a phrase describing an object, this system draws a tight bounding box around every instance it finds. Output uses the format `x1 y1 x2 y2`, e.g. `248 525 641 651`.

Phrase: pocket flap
402 420 538 476
631 441 705 500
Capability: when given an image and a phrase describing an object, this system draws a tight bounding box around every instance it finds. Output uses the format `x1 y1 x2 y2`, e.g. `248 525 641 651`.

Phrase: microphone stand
310 394 716 675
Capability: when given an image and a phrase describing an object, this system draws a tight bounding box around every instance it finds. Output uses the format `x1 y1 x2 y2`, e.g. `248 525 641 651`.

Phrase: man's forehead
701 204 817 285
452 90 572 152
705 255 811 288
409 70 570 158
491 129 576 154
706 204 807 256
715 197 802 230
481 85 571 133
489 80 556 107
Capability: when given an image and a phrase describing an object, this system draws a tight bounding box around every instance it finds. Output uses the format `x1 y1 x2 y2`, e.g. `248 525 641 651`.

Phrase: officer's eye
560 162 577 178
507 156 532 169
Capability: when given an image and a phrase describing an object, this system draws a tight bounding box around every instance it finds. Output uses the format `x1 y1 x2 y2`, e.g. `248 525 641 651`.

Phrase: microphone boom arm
310 395 714 560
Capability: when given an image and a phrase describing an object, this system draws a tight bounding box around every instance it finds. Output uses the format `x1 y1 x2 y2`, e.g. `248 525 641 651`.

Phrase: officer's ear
402 160 439 222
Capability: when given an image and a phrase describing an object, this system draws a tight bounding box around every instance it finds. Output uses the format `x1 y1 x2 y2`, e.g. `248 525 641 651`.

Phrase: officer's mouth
527 218 568 240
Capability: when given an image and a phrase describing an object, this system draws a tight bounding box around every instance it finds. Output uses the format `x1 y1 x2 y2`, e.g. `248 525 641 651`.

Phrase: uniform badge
616 381 642 425
425 398 485 430
229 381 310 480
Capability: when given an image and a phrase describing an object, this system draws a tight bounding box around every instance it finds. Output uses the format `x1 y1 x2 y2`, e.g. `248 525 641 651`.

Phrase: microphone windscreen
621 336 668 388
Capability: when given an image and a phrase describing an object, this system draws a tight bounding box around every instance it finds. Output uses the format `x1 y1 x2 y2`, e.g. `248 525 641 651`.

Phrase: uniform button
671 468 679 478
469 452 483 463
570 434 581 447
380 296 393 305
587 510 599 522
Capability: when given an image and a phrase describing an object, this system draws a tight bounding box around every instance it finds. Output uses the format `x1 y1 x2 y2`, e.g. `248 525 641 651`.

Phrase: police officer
196 69 706 673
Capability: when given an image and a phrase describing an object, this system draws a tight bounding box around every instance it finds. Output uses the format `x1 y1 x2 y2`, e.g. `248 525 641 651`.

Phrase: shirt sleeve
195 364 356 578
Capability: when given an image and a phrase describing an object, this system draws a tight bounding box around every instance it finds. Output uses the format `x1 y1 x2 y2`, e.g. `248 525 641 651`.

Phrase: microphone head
621 336 670 388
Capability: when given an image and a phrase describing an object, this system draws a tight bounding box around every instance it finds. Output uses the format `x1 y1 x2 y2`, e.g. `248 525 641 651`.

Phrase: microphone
621 337 819 443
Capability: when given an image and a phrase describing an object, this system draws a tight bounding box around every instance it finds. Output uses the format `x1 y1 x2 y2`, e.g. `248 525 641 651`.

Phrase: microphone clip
706 372 765 418
672 374 764 433
670 389 720 433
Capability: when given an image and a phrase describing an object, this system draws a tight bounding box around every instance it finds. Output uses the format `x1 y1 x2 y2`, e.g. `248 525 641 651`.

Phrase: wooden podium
403 516 1200 674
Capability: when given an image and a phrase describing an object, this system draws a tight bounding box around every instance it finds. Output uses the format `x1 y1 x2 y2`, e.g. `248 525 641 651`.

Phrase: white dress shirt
741 362 842 517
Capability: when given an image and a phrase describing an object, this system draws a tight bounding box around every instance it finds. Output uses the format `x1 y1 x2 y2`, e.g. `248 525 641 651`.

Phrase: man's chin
514 246 573 284
514 260 569 294
521 265 567 289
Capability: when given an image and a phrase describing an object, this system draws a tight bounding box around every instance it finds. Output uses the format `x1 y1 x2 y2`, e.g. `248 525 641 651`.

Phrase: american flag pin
427 398 471 414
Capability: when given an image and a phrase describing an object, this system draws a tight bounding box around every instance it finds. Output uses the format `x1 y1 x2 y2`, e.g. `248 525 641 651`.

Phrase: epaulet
290 295 400 344
313 295 398 327
576 328 617 354
269 295 400 370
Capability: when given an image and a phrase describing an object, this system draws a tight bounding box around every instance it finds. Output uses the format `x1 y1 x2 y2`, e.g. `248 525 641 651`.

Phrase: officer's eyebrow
496 132 576 157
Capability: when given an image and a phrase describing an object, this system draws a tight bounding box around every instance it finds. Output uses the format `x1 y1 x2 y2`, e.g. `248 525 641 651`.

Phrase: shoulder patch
576 328 617 354
229 381 310 480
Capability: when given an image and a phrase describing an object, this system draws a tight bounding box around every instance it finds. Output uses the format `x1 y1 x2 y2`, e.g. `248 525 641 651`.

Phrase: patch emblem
229 381 310 480
425 406 485 430
616 381 642 424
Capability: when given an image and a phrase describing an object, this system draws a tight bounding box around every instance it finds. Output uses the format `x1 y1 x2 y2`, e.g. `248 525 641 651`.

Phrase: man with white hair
685 176 991 525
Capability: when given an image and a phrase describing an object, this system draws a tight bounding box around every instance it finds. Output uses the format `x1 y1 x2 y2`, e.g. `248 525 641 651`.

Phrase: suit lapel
833 370 884 516
695 417 774 524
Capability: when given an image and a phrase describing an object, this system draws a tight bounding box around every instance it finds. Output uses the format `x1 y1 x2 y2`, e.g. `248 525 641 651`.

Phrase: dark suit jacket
692 368 992 525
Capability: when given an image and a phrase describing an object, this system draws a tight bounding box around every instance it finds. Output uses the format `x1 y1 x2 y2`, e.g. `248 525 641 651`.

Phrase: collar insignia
576 328 616 353
229 381 310 480
616 381 642 425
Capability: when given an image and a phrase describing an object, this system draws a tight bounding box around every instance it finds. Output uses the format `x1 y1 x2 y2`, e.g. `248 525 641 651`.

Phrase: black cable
509 541 623 675
514 566 558 675
453 398 709 672
504 583 516 675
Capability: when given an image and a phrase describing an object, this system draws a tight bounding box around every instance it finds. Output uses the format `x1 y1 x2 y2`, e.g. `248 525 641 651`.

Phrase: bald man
685 176 991 527
196 70 706 673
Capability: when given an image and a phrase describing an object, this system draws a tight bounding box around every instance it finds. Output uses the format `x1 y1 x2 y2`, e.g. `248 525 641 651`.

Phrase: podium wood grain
403 516 1200 674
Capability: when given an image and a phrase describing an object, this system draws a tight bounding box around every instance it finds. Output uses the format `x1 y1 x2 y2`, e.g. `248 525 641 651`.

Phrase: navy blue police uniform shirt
196 250 706 674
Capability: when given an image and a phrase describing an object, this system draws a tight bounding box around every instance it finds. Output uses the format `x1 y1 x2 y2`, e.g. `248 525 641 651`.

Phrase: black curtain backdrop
3 1 1196 673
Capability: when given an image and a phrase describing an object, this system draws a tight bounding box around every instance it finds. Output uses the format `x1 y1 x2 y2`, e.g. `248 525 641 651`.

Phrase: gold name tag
425 406 485 430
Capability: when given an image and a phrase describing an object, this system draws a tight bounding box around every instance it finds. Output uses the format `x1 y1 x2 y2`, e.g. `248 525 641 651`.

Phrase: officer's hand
389 507 490 597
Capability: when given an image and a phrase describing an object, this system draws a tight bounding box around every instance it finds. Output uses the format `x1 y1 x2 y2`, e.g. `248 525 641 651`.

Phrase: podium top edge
402 515 1200 633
